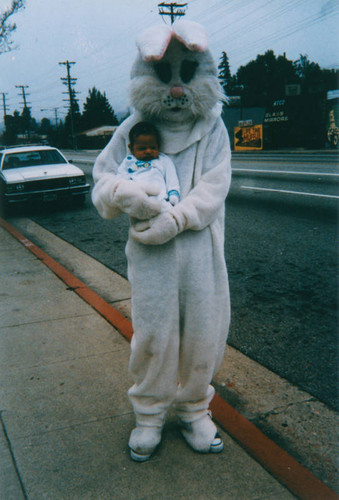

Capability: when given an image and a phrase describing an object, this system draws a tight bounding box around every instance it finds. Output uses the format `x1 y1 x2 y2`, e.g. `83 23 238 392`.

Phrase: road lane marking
234 168 339 177
241 185 339 199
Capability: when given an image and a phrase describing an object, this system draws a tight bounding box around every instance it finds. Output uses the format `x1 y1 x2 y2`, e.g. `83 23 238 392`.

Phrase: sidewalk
0 219 337 500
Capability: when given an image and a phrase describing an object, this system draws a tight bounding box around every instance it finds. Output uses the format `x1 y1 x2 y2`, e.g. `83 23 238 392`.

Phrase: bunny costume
92 20 231 460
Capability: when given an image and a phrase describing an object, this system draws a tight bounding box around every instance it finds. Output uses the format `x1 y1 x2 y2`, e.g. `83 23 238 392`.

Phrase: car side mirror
69 159 74 164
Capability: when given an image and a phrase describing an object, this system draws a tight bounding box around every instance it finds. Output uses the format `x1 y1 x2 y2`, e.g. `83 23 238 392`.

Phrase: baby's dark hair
129 121 160 147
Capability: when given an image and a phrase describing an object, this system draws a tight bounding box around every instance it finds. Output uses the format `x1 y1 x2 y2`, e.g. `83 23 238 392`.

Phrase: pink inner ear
173 34 207 53
136 21 208 61
173 21 208 52
137 26 173 62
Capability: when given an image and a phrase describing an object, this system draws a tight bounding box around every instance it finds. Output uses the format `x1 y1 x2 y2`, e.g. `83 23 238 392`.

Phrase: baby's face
131 134 159 161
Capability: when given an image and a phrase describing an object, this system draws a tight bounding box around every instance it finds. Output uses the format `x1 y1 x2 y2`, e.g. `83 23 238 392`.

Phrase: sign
234 124 263 150
264 101 288 124
238 119 253 127
327 90 339 100
285 84 301 96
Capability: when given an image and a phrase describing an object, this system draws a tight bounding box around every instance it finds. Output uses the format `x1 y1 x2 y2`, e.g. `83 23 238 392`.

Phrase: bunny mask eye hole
153 62 172 83
180 60 199 83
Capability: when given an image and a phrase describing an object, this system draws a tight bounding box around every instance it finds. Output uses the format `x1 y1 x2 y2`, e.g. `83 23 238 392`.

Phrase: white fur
173 20 208 52
180 414 217 452
136 20 208 61
92 22 231 450
129 425 162 455
130 210 178 245
137 24 173 61
130 37 224 123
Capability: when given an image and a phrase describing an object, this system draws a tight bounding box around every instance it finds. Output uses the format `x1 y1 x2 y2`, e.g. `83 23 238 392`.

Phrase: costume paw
179 413 222 453
129 426 162 462
113 179 162 220
130 211 179 245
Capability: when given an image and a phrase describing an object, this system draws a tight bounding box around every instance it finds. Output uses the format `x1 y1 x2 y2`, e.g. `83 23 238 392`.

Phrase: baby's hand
169 195 179 206
168 191 179 206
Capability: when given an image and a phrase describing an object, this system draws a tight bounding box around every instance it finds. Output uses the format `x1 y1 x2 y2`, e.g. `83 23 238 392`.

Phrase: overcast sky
1 0 338 126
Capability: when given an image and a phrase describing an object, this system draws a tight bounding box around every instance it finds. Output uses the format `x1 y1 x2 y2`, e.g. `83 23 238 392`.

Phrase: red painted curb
1 216 337 500
0 217 133 342
210 394 338 500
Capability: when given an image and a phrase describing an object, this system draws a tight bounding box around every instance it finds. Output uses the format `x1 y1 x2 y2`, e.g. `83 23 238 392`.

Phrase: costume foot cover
179 413 224 453
129 426 162 462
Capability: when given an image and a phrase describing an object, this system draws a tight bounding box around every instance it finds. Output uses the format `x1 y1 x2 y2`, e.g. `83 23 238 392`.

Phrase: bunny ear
136 21 208 61
173 20 208 52
136 25 173 61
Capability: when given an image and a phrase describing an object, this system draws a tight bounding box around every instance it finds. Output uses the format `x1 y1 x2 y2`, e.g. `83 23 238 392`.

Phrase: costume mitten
130 210 179 245
92 176 162 220
113 179 162 219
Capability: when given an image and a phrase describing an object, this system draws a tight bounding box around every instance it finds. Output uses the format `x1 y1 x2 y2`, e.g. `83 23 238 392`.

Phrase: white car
0 145 90 213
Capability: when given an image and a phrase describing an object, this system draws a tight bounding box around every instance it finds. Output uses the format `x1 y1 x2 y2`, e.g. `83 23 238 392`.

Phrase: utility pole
15 85 29 108
158 2 187 24
59 60 78 149
15 84 31 141
40 107 61 127
1 92 8 134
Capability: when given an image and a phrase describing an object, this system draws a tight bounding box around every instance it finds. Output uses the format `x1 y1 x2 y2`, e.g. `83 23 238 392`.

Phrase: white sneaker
129 426 162 462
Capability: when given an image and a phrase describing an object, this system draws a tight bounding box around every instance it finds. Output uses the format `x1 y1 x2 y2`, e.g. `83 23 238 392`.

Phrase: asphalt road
7 150 338 410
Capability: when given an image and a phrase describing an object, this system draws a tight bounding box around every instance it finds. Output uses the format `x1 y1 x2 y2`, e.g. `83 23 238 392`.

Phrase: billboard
234 124 263 150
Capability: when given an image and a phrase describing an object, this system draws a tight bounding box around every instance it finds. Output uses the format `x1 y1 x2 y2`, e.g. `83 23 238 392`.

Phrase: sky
0 0 338 127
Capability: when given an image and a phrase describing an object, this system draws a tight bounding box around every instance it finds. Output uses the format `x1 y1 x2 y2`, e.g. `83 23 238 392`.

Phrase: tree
0 0 25 54
2 110 20 144
80 87 118 131
39 117 52 135
294 54 338 94
236 50 297 106
63 90 81 148
218 51 236 95
20 105 31 136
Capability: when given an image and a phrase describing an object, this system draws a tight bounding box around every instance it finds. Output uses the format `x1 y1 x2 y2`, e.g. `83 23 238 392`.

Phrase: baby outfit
117 153 180 208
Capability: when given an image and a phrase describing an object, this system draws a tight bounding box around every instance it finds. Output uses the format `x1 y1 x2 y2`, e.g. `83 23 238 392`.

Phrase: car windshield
2 149 67 170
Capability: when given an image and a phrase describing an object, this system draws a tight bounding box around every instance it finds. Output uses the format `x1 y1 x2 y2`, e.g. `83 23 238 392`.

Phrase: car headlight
6 183 25 193
69 176 86 186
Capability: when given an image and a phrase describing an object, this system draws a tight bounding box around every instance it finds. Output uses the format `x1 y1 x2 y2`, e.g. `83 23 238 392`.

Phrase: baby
117 121 180 210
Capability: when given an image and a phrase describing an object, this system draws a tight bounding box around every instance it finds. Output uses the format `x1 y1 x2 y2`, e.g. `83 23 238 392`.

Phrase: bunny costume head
130 21 224 124
92 20 231 461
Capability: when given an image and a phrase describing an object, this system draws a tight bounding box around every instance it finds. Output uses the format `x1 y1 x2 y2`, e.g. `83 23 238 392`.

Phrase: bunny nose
170 86 184 98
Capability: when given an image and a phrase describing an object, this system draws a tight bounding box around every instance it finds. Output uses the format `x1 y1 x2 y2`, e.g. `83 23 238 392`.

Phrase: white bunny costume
92 20 232 461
